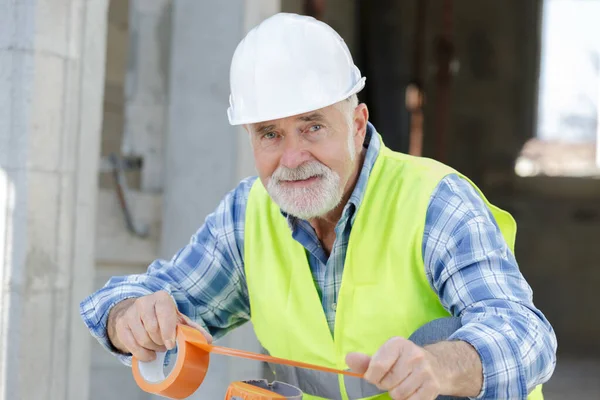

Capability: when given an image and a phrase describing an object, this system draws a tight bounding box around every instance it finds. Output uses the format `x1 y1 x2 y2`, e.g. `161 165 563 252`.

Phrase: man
80 13 556 400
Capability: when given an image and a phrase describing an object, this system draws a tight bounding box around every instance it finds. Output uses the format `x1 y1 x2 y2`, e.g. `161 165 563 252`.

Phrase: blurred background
1 0 599 399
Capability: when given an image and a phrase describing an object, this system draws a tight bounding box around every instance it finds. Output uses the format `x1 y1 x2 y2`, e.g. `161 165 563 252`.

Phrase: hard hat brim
227 77 366 126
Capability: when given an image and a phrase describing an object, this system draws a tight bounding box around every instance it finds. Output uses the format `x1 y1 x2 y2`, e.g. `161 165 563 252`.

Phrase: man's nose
280 139 312 169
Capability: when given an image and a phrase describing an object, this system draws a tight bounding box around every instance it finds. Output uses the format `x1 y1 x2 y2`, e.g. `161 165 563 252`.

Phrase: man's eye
310 125 322 132
263 132 277 139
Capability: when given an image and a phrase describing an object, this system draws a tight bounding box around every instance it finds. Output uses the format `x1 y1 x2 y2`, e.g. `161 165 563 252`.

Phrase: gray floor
542 356 600 399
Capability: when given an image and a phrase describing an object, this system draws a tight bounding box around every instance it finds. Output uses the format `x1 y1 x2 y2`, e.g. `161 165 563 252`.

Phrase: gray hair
335 94 359 128
334 94 360 160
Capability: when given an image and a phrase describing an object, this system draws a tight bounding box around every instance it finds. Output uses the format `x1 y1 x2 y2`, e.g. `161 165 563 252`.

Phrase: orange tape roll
132 325 210 399
225 380 303 399
132 324 356 398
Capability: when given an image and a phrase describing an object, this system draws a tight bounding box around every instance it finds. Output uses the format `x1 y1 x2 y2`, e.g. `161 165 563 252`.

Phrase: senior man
81 13 556 400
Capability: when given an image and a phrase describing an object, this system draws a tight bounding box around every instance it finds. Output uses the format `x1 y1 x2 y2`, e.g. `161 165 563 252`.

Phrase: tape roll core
137 350 168 382
132 325 210 399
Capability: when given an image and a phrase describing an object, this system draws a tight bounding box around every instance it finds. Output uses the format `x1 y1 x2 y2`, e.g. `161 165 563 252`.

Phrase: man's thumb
345 352 371 375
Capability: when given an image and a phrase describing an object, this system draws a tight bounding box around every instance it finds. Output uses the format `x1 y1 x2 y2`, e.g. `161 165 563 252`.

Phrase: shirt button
331 303 337 311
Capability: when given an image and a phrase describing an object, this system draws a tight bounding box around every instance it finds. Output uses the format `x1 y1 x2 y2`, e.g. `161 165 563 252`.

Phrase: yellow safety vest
244 139 543 400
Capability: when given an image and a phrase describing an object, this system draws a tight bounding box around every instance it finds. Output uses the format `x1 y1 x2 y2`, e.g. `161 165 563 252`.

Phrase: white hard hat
227 13 366 125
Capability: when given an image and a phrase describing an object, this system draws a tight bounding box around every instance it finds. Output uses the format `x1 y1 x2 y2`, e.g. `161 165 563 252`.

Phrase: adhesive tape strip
132 325 210 399
226 380 303 399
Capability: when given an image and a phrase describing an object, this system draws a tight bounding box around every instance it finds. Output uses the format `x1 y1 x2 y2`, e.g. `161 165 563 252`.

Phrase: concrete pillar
162 1 279 398
0 1 108 399
123 0 172 192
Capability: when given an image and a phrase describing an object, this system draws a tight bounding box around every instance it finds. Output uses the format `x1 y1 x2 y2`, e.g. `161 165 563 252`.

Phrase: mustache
270 161 331 182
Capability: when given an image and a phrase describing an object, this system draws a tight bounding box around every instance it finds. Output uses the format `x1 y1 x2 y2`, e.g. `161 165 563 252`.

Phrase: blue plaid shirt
80 123 556 399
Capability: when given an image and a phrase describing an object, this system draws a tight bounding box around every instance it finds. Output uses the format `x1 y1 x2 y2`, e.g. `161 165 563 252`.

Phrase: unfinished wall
357 0 413 152
413 0 600 356
501 182 600 357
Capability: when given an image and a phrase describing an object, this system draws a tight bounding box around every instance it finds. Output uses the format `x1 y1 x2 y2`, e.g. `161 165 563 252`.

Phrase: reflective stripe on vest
270 363 385 400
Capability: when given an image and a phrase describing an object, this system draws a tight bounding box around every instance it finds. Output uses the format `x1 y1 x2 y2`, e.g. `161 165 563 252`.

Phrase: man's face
247 102 365 220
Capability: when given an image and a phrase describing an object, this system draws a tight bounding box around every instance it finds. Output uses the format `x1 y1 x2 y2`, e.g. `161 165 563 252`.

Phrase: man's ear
353 103 369 140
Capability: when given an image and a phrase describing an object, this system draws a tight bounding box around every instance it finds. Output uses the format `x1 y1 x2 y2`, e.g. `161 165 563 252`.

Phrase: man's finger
139 298 164 347
345 352 371 375
129 314 165 351
178 312 213 343
406 383 435 400
364 337 405 385
119 326 156 362
155 297 178 350
388 371 421 400
379 359 411 391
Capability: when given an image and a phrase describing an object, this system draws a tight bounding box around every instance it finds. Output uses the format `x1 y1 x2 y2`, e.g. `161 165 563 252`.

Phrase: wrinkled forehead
250 112 325 134
248 103 343 134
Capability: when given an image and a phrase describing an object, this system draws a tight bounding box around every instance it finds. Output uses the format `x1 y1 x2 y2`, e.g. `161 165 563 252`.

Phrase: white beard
265 128 358 220
266 161 343 220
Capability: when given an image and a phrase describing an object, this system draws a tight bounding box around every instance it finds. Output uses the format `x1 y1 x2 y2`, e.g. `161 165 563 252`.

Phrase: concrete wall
123 0 173 192
91 1 162 398
90 1 281 399
98 0 131 190
0 0 108 399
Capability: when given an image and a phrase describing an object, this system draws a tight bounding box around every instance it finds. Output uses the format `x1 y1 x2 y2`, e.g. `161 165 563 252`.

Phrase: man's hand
106 291 213 362
346 337 482 400
346 337 443 399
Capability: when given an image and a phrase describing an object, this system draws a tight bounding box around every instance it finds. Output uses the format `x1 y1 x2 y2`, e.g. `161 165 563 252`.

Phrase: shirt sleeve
422 174 557 399
79 176 257 366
